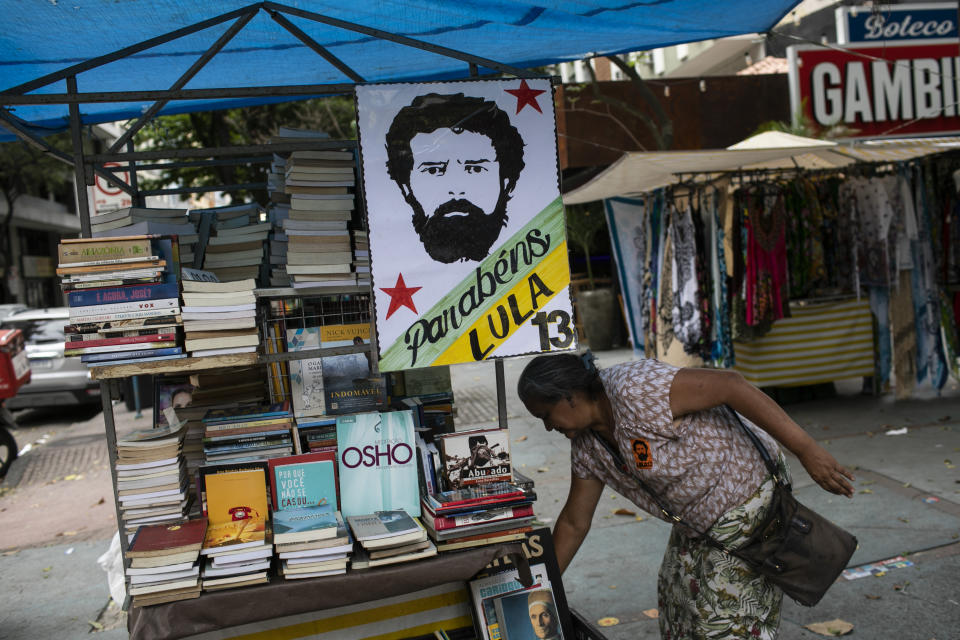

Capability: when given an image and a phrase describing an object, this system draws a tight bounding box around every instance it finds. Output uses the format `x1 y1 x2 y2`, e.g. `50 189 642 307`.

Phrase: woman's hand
799 444 855 498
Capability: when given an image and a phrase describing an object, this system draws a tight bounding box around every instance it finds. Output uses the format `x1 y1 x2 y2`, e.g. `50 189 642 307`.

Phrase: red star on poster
379 273 422 320
505 79 546 114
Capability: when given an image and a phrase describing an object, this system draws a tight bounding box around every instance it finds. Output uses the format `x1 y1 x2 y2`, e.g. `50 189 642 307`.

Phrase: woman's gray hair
517 351 603 405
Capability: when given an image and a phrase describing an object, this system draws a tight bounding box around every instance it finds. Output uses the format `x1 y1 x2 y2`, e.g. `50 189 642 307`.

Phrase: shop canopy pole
67 76 93 237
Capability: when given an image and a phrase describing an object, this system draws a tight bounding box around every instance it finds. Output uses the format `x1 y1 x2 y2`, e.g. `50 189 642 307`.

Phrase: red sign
789 41 960 138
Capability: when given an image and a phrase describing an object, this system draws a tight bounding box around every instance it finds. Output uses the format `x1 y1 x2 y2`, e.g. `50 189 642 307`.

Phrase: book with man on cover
436 428 512 490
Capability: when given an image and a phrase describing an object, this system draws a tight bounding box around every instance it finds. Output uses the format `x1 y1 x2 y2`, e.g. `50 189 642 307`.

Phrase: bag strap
591 405 788 551
722 405 791 491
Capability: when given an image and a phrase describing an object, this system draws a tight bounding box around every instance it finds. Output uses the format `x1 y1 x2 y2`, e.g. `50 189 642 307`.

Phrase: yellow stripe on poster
361 616 475 640
225 590 468 640
433 242 569 365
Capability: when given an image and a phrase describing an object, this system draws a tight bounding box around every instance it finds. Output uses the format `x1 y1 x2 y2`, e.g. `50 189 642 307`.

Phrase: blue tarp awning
0 1 801 141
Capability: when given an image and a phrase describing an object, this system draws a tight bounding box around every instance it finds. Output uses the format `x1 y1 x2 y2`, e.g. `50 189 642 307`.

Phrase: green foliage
752 98 859 140
134 96 357 203
564 203 608 288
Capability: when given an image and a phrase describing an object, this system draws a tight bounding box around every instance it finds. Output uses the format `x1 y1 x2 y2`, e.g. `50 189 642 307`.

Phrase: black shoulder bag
593 406 857 606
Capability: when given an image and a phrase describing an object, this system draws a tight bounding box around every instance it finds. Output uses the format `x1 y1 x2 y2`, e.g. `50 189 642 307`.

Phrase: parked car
0 304 27 323
0 307 101 410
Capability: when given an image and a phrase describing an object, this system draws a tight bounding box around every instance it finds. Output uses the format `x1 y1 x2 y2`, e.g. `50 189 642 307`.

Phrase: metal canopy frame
0 1 542 236
2 3 542 586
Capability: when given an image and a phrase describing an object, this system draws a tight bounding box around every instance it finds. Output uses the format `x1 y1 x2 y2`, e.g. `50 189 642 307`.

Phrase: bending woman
517 353 854 639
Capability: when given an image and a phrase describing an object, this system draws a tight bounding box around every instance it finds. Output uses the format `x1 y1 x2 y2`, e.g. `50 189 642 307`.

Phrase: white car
0 307 101 409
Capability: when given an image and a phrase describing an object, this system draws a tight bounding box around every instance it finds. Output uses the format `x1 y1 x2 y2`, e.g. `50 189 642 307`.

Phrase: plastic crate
0 329 31 400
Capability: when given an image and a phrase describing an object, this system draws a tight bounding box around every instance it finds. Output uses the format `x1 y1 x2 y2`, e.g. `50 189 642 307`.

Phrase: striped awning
733 299 874 388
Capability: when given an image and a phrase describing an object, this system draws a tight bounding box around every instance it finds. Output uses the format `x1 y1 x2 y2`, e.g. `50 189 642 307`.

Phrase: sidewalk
0 350 957 639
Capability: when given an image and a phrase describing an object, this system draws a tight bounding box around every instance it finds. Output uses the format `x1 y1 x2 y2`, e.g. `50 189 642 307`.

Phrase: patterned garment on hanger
744 187 789 328
669 203 702 351
909 167 948 390
709 187 734 367
847 176 895 288
785 178 826 298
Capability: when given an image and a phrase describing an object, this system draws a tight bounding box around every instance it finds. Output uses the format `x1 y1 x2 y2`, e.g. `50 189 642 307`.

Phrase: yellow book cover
202 518 269 553
204 469 268 526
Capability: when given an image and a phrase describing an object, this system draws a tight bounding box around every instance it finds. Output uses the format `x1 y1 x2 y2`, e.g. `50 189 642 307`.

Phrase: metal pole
67 76 92 238
99 380 128 559
495 358 508 430
126 141 143 208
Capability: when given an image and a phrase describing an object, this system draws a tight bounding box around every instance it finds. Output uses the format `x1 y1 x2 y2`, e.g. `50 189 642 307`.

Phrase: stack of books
265 152 291 288
347 510 436 569
283 150 357 289
115 421 189 536
126 517 207 607
267 450 349 579
200 204 267 283
201 403 295 465
200 467 272 591
58 235 185 367
90 207 198 264
421 481 537 553
275 506 351 579
180 273 259 358
296 417 338 453
352 230 370 288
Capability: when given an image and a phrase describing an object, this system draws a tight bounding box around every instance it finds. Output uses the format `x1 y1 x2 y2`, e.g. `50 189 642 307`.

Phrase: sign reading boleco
837 4 957 44
789 41 960 139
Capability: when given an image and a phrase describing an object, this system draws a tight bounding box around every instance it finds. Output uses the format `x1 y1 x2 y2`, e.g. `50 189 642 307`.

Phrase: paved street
0 349 958 639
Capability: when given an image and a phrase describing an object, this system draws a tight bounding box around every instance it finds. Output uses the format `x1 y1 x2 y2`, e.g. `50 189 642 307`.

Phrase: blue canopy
0 1 800 141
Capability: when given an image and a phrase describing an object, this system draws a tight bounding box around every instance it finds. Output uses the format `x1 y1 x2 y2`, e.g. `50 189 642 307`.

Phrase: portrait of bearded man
384 92 525 264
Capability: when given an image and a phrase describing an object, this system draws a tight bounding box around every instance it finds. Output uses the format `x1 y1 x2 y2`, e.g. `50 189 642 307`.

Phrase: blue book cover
81 346 183 363
67 281 180 307
152 236 181 284
272 504 338 537
336 410 420 518
203 403 292 424
272 458 337 511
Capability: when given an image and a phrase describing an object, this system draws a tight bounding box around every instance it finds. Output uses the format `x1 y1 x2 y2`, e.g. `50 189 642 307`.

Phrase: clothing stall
564 133 960 397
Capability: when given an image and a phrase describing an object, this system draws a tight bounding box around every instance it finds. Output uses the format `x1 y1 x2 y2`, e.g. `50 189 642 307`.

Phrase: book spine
203 414 291 428
63 277 162 291
58 239 153 264
81 346 183 362
65 341 176 356
204 437 291 454
69 298 180 318
203 428 291 442
69 307 180 324
58 254 161 269
67 282 180 307
203 429 290 444
56 260 165 276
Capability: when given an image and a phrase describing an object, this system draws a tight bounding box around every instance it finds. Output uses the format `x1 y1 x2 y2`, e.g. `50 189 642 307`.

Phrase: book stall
565 135 960 397
30 35 588 639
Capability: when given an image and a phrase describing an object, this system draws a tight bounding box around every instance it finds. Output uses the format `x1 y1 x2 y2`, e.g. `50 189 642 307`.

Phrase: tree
134 96 357 203
565 203 608 289
0 135 74 301
564 54 674 152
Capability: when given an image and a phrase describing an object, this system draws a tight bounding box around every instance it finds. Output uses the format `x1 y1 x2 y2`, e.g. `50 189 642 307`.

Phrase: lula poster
356 79 576 371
